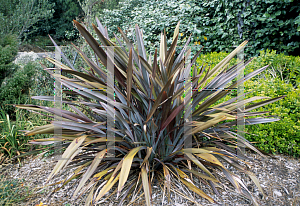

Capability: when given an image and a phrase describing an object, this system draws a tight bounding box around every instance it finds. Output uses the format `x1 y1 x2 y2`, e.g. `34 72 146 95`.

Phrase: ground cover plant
0 107 52 163
0 174 31 205
17 20 286 205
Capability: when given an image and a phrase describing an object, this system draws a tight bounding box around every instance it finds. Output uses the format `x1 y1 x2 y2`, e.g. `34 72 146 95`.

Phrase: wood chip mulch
0 151 299 206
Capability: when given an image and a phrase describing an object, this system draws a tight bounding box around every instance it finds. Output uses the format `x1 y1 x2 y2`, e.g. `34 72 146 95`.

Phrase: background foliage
245 49 300 88
245 78 300 156
32 0 84 40
0 58 54 119
97 0 300 56
0 0 54 40
2 0 299 55
0 35 18 86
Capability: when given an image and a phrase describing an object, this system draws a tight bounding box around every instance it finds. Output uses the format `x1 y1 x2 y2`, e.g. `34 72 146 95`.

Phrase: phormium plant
17 19 285 205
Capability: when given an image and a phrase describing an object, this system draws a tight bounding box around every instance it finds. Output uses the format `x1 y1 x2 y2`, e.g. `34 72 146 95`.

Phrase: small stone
273 190 282 197
285 166 294 170
282 187 289 195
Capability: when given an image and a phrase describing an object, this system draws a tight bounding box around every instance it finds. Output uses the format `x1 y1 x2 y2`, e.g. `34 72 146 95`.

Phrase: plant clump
17 19 285 205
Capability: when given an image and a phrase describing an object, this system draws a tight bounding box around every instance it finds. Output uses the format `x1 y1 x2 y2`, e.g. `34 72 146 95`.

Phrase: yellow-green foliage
197 50 300 156
196 51 238 74
197 49 300 88
244 78 300 156
245 49 300 87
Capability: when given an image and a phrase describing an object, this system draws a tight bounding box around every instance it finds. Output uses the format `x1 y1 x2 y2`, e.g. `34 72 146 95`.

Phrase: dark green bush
0 34 18 85
32 0 83 40
196 51 300 156
0 0 54 40
0 60 53 118
198 0 300 56
0 63 35 117
0 34 18 63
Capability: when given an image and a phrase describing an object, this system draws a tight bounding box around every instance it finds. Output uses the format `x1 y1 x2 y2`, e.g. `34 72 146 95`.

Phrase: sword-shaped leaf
172 21 180 43
73 20 107 66
180 178 215 203
141 165 151 206
117 146 144 196
184 153 216 179
73 149 107 197
127 48 133 107
47 135 87 183
195 153 224 168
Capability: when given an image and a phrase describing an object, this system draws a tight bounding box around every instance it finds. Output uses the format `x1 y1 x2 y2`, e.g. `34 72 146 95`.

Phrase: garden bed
0 151 299 205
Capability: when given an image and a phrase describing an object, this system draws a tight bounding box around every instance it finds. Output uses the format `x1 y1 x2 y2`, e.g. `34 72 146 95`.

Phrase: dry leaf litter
1 151 299 206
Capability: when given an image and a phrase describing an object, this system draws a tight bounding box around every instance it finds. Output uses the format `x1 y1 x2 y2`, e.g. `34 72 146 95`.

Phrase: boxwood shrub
245 78 300 156
196 50 300 156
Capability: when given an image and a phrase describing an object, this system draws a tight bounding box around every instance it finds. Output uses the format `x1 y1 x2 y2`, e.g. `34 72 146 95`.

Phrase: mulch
0 151 299 206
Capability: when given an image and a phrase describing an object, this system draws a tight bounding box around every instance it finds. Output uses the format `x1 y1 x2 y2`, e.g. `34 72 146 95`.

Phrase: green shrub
0 63 36 117
197 49 300 88
0 60 54 118
245 50 300 88
99 0 300 56
245 78 300 156
0 34 18 64
196 51 300 156
0 34 18 85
